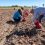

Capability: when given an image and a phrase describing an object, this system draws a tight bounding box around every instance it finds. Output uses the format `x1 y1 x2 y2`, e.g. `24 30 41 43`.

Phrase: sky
0 0 45 7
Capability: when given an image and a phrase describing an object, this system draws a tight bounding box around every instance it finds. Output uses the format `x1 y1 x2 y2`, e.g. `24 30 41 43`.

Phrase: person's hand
39 23 45 32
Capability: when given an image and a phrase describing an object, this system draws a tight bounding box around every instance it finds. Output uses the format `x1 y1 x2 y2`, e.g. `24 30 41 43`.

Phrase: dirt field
0 8 45 45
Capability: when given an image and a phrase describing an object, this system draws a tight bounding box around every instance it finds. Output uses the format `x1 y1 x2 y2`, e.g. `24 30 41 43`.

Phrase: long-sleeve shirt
33 7 45 21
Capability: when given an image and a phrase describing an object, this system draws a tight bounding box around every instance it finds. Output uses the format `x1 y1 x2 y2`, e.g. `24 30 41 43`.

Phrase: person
21 7 29 22
14 8 15 10
13 9 22 24
30 7 45 31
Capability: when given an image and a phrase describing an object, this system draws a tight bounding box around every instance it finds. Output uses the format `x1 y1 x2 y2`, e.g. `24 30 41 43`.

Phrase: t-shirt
33 7 45 21
13 11 21 19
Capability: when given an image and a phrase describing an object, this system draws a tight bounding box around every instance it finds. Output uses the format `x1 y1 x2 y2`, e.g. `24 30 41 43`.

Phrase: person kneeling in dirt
30 7 45 31
12 9 22 24
21 7 29 22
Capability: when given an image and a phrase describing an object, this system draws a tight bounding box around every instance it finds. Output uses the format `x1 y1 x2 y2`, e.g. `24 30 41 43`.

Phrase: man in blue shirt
13 9 22 23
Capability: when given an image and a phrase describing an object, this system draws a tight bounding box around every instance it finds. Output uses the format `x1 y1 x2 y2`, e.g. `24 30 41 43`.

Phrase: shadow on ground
6 27 40 39
6 20 15 25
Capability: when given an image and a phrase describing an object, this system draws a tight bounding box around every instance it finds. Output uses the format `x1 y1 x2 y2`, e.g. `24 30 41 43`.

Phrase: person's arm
20 11 22 16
